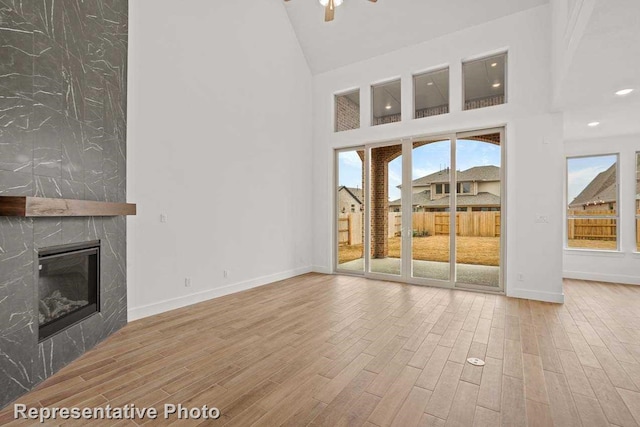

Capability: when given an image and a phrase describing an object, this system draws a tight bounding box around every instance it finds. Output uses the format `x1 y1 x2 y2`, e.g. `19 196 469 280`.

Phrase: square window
372 80 401 126
458 182 472 194
414 68 449 119
335 90 360 132
463 53 507 111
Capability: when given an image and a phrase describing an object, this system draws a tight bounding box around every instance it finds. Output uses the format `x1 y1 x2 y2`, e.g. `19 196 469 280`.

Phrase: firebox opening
38 240 101 342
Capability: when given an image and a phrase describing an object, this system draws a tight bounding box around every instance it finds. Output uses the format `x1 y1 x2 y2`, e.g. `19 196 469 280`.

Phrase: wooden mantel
0 196 136 217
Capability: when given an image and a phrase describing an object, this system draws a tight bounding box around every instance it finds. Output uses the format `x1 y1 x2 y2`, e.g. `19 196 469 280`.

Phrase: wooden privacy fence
567 218 617 240
339 211 501 245
412 212 501 237
567 210 617 241
338 213 363 245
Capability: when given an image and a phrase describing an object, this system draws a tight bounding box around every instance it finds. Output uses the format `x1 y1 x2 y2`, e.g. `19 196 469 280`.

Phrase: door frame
333 126 506 295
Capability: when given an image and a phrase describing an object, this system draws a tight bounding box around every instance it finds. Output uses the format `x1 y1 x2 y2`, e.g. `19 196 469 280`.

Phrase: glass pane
567 219 617 250
414 69 449 118
335 90 360 132
455 133 501 287
372 80 401 126
337 150 364 272
567 155 618 250
411 139 451 281
370 144 402 275
463 53 506 110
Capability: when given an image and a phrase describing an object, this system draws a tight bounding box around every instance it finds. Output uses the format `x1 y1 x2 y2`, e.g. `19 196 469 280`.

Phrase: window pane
455 134 502 288
567 219 617 250
335 90 360 132
372 80 401 126
463 53 506 110
411 139 451 281
567 155 618 250
414 69 449 118
337 150 364 272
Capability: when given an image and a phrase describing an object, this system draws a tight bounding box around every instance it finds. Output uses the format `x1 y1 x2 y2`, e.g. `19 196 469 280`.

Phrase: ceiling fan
284 0 377 23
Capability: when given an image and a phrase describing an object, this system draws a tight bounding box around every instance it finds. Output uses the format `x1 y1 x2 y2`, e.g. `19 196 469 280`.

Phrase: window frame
371 78 402 127
462 51 508 111
412 67 450 120
566 153 620 252
457 182 472 194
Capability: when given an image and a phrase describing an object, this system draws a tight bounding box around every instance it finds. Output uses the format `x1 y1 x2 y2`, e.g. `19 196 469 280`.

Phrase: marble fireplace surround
0 0 129 408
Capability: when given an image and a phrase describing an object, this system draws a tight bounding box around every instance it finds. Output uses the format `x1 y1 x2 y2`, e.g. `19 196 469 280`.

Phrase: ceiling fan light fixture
319 0 343 6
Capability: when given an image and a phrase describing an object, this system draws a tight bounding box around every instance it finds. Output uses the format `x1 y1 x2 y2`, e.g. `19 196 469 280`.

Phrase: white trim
563 271 640 286
563 249 625 257
128 266 313 321
313 265 333 274
508 288 565 303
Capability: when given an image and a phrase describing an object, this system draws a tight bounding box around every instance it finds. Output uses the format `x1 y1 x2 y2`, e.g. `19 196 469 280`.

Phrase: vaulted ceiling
283 0 548 74
558 0 640 140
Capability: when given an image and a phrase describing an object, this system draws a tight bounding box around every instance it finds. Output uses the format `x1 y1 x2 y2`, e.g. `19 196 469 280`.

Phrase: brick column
370 145 402 259
371 149 388 258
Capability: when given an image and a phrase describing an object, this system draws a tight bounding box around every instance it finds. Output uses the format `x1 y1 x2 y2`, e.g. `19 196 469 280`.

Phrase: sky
338 139 501 201
567 155 617 203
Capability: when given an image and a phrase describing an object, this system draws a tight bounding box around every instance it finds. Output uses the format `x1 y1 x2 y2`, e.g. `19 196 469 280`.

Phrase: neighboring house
568 163 616 211
389 165 501 212
569 163 640 211
338 186 363 213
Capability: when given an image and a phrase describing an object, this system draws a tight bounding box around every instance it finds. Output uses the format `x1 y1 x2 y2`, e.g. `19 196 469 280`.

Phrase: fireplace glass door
38 241 100 341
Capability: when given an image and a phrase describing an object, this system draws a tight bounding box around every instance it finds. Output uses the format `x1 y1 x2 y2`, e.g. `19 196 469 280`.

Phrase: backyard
338 235 500 266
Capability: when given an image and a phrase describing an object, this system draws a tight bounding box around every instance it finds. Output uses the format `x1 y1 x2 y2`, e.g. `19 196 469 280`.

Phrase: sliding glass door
454 129 503 290
335 128 505 292
411 138 453 282
335 149 365 273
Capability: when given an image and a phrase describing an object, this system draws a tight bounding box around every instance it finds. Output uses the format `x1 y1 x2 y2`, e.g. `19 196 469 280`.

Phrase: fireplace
38 241 101 341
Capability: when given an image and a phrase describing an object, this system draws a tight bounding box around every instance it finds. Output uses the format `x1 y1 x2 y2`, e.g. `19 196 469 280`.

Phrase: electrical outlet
185 277 191 287
160 213 168 223
518 273 525 281
535 214 549 224
223 270 228 278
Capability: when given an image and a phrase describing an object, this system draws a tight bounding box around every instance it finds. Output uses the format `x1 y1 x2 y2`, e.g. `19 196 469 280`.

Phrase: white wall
127 0 313 320
563 134 640 285
311 5 566 303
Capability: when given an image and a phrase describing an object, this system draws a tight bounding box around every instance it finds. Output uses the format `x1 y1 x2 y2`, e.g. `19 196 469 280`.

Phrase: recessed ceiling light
492 83 501 88
385 104 392 110
427 82 434 86
587 121 600 127
491 63 498 67
615 88 634 96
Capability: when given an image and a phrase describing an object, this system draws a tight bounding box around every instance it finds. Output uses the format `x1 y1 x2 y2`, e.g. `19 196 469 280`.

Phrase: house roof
389 191 500 208
407 165 500 187
339 186 363 204
569 164 617 207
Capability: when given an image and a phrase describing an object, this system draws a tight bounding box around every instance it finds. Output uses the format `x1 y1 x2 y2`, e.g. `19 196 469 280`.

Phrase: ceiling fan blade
325 0 335 22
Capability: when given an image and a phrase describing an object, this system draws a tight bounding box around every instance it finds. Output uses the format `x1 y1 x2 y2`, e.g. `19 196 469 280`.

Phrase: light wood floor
2 274 640 426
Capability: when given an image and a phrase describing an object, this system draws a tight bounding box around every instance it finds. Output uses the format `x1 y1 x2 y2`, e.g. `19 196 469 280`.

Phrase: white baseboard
563 271 640 286
312 265 332 274
508 288 565 304
127 266 313 321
